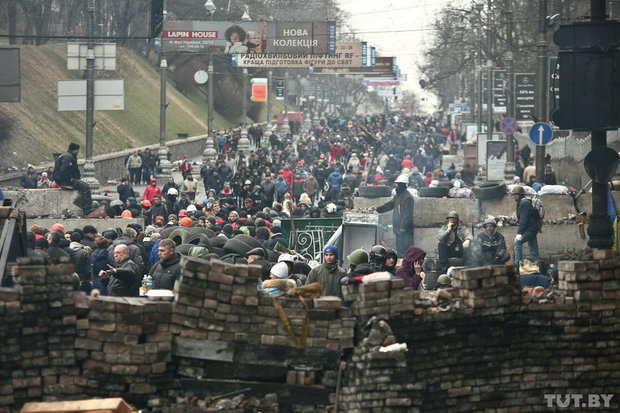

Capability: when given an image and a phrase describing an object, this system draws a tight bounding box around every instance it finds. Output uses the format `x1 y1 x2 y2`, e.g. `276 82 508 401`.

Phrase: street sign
500 117 518 134
493 69 508 113
529 122 553 145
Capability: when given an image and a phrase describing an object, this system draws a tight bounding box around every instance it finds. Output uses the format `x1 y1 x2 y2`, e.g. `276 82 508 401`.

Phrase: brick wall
2 255 620 412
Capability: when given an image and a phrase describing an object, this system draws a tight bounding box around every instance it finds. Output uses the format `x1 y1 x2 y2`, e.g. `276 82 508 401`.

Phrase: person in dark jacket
512 185 541 271
21 166 38 189
261 173 276 207
376 174 414 257
91 237 115 295
395 246 426 289
305 245 346 297
47 231 70 259
266 226 288 250
107 227 144 275
54 143 92 214
150 238 182 290
67 232 93 293
473 218 510 266
150 195 168 222
437 211 473 273
117 178 134 204
101 244 140 297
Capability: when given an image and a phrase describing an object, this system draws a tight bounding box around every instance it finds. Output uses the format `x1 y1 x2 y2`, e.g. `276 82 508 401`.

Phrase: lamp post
157 57 173 177
237 5 251 151
504 0 516 180
486 0 494 145
202 0 218 163
82 0 100 194
475 0 484 136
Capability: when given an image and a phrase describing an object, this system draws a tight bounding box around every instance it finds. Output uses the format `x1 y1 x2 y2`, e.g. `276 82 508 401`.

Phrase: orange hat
179 217 192 227
50 223 64 232
178 210 188 217
320 154 325 158
121 210 132 218
141 200 152 207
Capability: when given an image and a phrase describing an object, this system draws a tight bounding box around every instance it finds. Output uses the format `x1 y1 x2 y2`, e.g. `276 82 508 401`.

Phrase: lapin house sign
162 20 333 55
232 42 362 68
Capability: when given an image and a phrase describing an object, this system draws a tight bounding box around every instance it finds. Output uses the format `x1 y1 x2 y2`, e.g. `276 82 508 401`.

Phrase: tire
234 234 263 249
267 250 281 263
210 236 227 248
418 187 450 198
167 228 187 246
223 237 254 256
210 247 225 257
472 182 507 200
292 261 312 276
186 227 216 238
175 243 195 256
185 233 211 247
358 185 392 198
160 227 177 240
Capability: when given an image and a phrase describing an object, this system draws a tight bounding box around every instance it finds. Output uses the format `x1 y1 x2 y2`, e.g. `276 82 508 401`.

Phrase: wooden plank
181 378 330 406
173 337 234 362
233 342 341 369
20 398 132 413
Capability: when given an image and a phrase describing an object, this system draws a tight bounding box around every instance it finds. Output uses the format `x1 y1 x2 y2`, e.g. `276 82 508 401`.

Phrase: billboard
232 42 362 68
57 79 124 111
0 47 20 102
162 21 265 53
162 20 333 55
493 69 508 113
515 73 536 121
267 21 331 54
313 56 394 74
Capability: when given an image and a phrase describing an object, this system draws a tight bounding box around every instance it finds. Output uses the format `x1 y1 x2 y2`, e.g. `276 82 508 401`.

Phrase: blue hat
335 168 340 173
532 182 542 192
209 188 217 195
323 244 338 258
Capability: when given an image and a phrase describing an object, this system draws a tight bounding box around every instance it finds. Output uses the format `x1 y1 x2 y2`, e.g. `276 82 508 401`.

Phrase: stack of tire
358 185 392 198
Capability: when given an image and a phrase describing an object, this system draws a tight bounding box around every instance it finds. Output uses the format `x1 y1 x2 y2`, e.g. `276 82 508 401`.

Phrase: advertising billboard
162 20 334 55
312 56 394 74
232 42 362 68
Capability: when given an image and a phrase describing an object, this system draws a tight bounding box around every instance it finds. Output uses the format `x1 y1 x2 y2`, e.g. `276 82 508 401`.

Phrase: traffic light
150 0 164 39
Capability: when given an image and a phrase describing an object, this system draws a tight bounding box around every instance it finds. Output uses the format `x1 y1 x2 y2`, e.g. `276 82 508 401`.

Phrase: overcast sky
336 0 458 111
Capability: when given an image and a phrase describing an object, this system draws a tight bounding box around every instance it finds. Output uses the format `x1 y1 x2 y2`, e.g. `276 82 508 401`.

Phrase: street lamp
241 5 251 22
475 0 484 137
204 0 216 19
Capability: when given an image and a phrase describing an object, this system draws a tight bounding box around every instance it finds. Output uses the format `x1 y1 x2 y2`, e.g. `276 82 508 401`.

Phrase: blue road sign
500 117 518 134
529 122 553 145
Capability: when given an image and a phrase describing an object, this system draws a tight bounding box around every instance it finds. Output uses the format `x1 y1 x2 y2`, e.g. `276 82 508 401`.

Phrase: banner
162 21 265 53
162 20 332 54
361 42 368 66
548 57 560 121
493 69 508 113
312 56 394 74
486 141 507 181
267 21 331 54
232 42 362 68
515 73 536 121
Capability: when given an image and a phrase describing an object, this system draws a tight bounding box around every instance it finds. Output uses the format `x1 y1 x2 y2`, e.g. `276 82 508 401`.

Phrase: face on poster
162 21 267 54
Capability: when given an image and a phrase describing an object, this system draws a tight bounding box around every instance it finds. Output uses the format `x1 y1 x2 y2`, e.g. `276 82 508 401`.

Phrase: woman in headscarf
394 246 426 289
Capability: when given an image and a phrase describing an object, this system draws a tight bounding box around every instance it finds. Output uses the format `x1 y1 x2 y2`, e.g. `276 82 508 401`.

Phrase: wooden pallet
20 398 132 413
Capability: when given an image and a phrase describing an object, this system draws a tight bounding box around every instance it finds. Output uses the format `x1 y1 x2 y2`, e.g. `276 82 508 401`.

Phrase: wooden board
21 398 132 413
173 337 234 362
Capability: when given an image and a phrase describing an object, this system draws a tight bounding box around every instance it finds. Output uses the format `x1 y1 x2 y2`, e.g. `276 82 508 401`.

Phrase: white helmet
167 188 178 196
278 253 295 264
395 175 409 184
327 203 337 214
187 205 197 212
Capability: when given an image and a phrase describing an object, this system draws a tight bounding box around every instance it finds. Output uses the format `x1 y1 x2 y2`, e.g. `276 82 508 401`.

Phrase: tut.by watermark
544 394 614 409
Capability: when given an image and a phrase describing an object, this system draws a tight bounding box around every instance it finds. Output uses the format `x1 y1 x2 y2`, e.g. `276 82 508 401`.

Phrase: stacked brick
451 265 521 308
0 286 21 407
169 257 354 350
10 257 79 407
557 249 620 310
76 295 172 404
342 278 417 320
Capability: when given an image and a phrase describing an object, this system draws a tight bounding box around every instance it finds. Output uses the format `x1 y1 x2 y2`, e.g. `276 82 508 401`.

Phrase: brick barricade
1 255 619 412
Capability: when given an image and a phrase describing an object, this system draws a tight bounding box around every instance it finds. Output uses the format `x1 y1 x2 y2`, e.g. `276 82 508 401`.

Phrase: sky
336 0 458 112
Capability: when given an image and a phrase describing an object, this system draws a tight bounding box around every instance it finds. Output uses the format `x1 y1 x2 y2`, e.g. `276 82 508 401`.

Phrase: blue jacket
327 171 343 189
275 177 290 195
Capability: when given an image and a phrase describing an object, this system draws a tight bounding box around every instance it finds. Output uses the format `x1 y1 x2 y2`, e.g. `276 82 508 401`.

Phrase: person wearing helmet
376 174 414 257
512 185 541 272
165 187 182 216
437 274 452 289
323 203 340 218
346 249 369 274
384 248 398 274
437 210 473 273
305 245 346 297
351 245 389 277
277 253 295 276
474 218 510 266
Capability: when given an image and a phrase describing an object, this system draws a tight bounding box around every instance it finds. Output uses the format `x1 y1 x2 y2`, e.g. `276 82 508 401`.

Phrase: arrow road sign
529 122 553 145
500 117 518 135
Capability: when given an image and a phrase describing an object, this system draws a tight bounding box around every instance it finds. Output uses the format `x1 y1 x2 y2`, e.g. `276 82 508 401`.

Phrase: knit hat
270 262 289 279
68 142 80 151
323 244 338 258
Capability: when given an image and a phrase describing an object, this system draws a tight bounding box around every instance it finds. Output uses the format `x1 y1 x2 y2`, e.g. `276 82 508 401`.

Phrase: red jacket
282 169 294 189
143 184 162 202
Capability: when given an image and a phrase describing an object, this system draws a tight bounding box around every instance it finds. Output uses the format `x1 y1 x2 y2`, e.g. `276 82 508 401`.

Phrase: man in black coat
376 174 414 257
512 185 541 271
101 244 140 297
54 142 92 214
150 238 181 290
117 178 134 204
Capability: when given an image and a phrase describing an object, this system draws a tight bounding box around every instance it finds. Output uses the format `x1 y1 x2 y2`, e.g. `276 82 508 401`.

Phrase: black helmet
369 245 387 263
385 248 398 261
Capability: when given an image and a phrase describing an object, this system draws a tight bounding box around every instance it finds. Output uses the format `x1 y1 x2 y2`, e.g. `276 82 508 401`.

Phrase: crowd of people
12 112 556 295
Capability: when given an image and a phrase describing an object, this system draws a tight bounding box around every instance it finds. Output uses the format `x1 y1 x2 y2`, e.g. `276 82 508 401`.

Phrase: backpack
530 196 545 221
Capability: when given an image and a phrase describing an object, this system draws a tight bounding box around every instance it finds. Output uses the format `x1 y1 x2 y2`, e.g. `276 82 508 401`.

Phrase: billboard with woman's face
162 20 332 55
